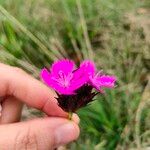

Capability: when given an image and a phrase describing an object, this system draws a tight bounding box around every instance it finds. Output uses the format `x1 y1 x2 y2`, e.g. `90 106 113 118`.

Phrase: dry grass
0 0 149 149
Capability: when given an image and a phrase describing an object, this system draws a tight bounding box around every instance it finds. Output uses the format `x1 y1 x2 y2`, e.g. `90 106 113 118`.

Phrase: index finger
0 63 67 117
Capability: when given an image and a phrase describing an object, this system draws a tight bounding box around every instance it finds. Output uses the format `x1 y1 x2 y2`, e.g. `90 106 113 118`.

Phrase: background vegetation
0 0 149 149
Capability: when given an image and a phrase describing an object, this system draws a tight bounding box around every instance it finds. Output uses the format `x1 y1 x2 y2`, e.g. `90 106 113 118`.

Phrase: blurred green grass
0 0 150 149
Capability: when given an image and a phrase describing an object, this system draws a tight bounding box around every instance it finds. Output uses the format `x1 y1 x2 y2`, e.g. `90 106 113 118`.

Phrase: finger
0 96 23 124
0 64 67 117
0 117 80 150
0 104 2 116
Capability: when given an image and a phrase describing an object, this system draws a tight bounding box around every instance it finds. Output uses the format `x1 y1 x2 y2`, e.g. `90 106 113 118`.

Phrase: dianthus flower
41 59 116 119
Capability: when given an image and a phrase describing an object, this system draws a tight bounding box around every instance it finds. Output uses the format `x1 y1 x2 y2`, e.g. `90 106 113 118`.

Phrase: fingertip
54 122 80 147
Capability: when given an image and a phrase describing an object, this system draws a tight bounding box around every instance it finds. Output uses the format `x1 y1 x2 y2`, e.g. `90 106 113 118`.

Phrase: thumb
0 117 80 150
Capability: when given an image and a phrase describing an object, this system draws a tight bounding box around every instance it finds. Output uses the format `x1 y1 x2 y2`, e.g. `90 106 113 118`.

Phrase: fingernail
72 113 80 124
55 123 79 146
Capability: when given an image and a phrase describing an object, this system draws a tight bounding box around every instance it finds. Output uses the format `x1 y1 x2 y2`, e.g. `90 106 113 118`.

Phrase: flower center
57 71 73 88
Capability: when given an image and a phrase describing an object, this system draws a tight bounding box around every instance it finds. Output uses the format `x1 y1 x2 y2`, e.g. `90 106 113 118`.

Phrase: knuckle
14 126 38 150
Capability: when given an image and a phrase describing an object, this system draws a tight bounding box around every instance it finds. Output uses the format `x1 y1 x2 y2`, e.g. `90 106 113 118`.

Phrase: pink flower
40 59 87 95
40 59 117 113
80 60 116 92
89 74 116 92
79 60 95 77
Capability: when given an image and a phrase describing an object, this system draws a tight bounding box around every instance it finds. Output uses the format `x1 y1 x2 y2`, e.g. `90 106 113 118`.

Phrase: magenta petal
71 60 95 89
41 68 75 95
69 77 87 92
40 68 59 91
40 68 51 85
73 67 88 84
55 87 76 95
51 59 75 77
80 60 95 76
97 75 117 88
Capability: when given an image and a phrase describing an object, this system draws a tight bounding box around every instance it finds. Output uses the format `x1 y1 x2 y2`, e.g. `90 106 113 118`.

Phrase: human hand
0 63 80 150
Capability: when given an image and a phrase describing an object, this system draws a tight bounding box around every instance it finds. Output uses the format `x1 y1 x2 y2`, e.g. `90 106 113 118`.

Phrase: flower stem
68 112 73 120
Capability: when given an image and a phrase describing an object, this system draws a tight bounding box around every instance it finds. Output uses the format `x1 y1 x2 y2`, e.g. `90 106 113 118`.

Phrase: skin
0 63 80 150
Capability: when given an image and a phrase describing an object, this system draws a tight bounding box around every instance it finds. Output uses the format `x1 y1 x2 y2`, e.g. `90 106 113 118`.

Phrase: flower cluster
40 59 116 113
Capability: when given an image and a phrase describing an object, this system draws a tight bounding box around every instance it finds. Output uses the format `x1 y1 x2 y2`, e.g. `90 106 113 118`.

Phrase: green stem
68 112 73 120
